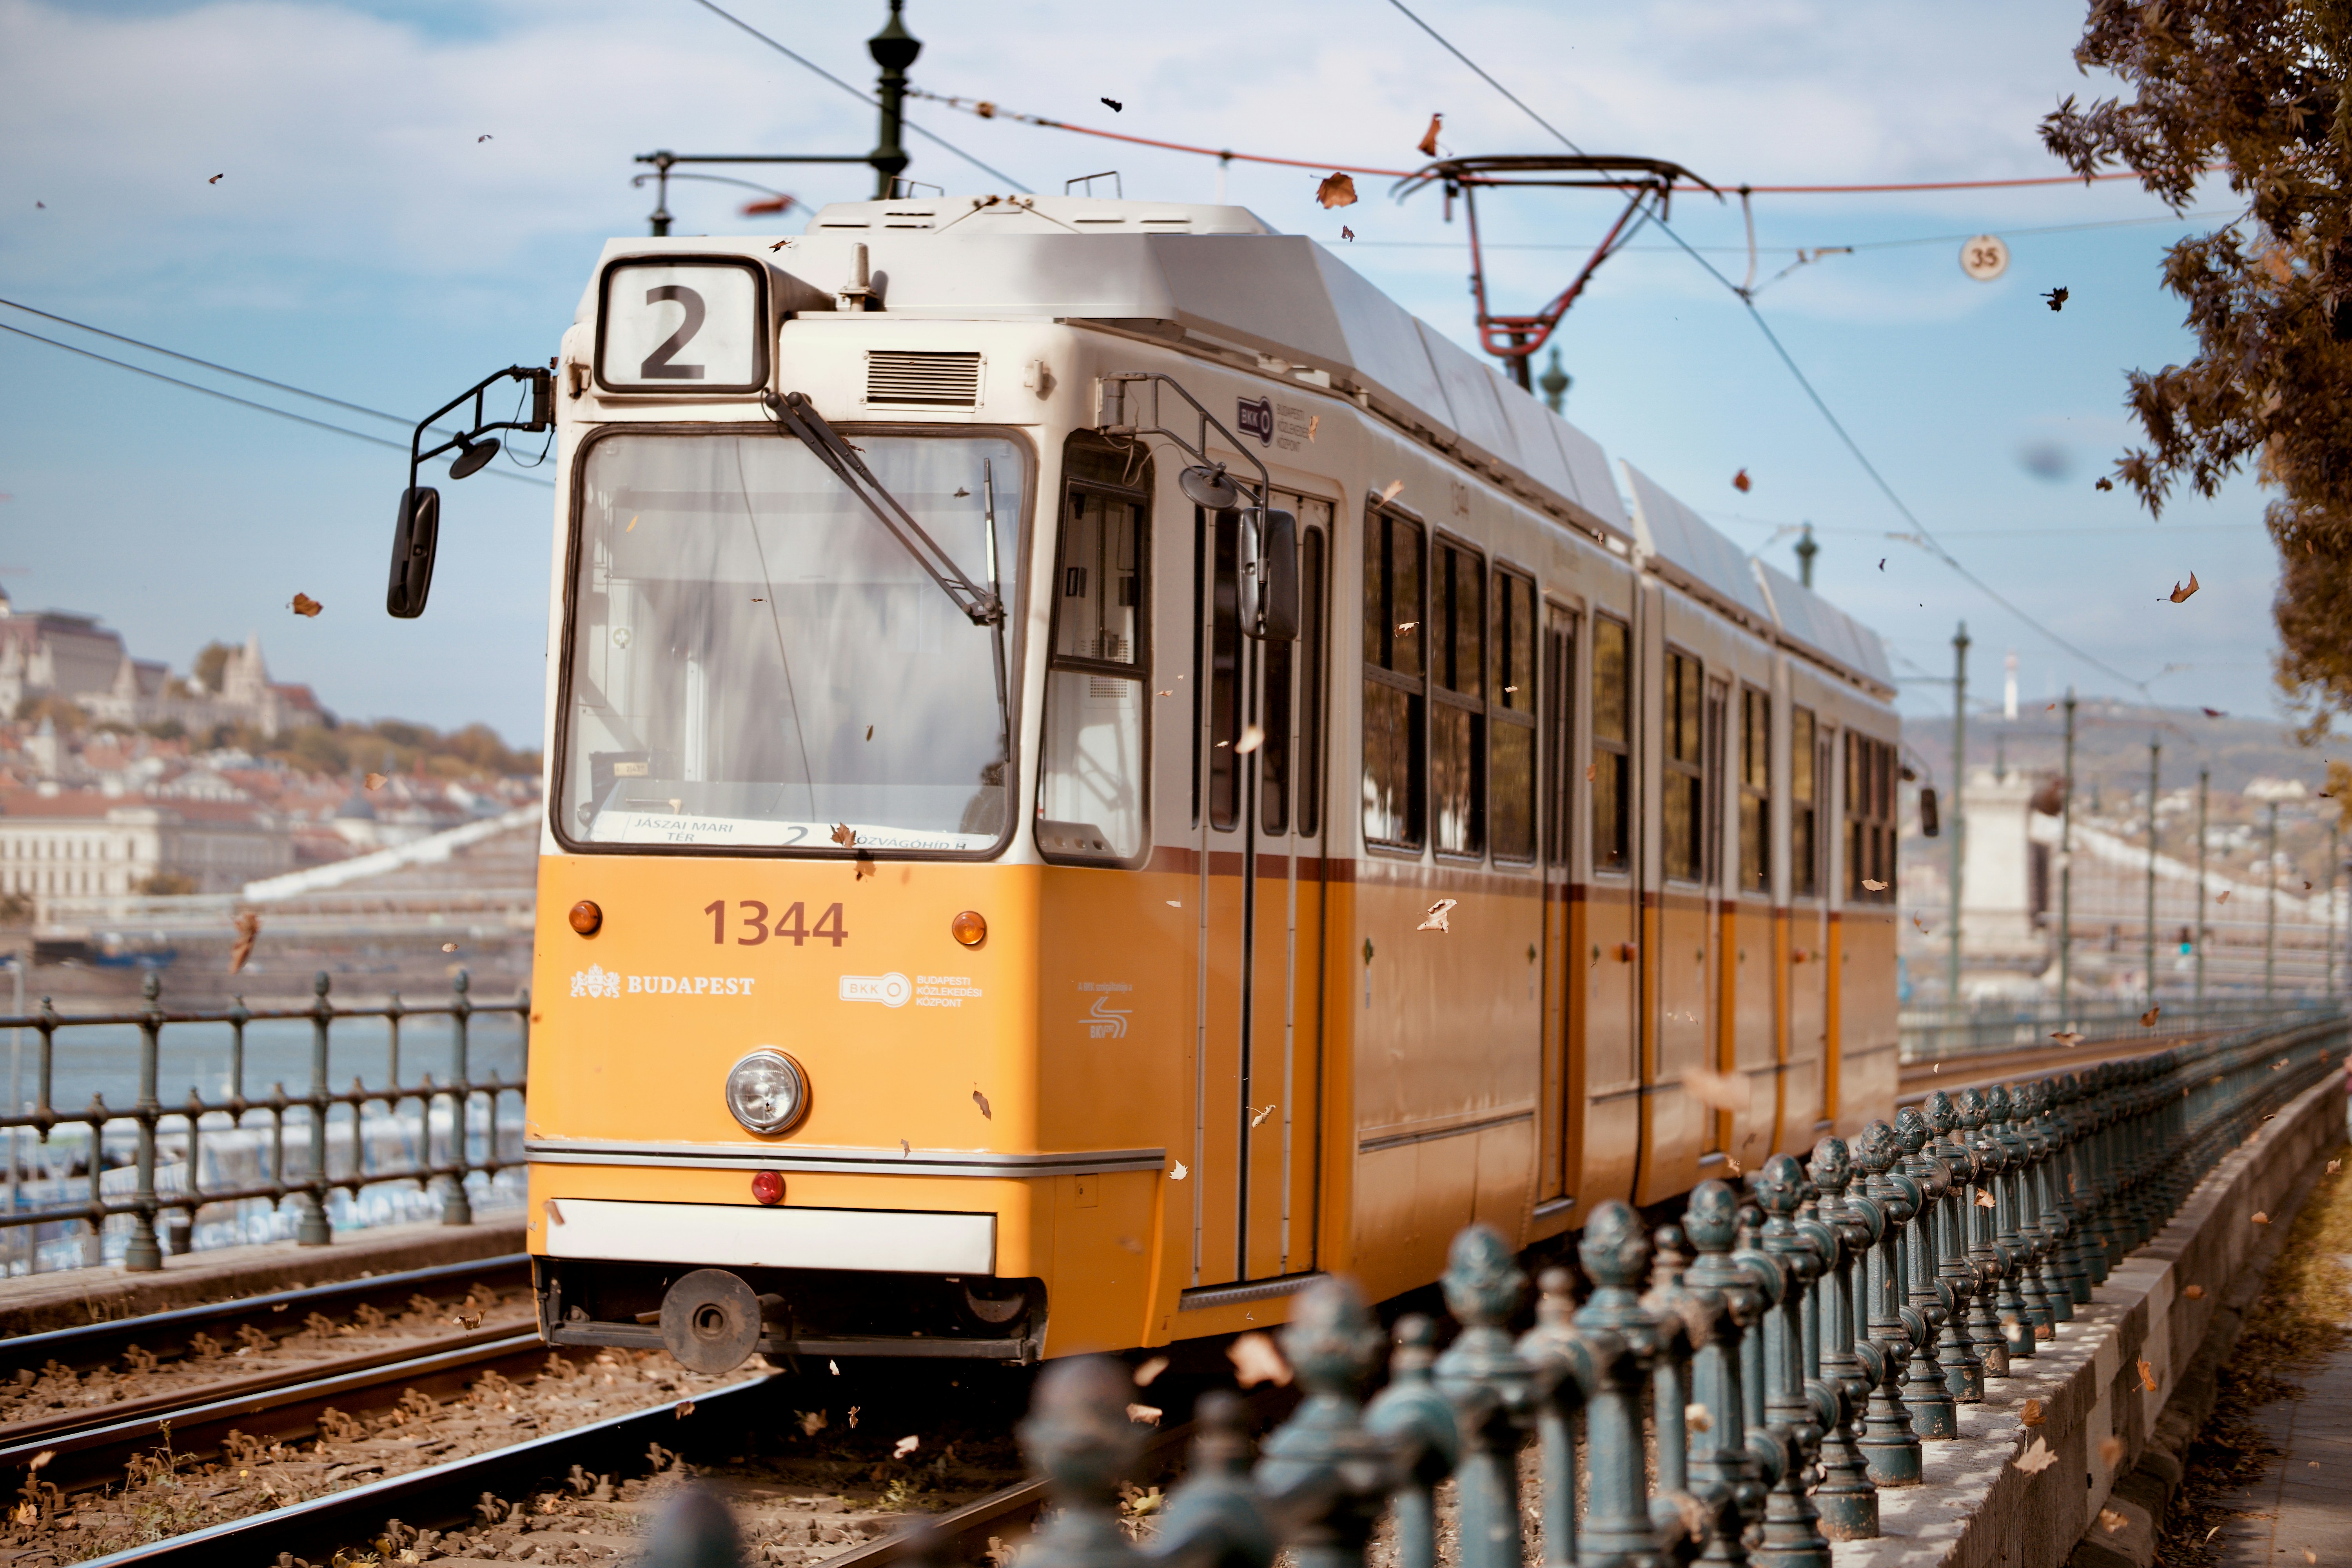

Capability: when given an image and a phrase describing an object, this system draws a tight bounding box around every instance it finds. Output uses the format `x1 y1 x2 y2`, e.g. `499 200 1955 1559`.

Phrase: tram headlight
724 1049 809 1136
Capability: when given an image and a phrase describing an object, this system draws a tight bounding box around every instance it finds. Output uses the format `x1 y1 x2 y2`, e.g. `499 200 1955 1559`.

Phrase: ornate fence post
123 971 165 1272
1853 1123 1922 1485
1143 1391 1276 1568
1748 1156 1832 1568
2013 1082 2062 1337
1893 1108 1957 1439
1256 1276 1392 1568
1802 1143 1878 1539
1433 1225 1539 1568
1642 1224 1716 1564
2043 1076 2091 1311
1956 1089 2011 1378
1923 1092 1985 1403
296 971 334 1246
2076 1063 2118 1284
1676 1186 1766 1565
1018 1357 1144 1568
1365 1316 1459 1568
1982 1085 2037 1359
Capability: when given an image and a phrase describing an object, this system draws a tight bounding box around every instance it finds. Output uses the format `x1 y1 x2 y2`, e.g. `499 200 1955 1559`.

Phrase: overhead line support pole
1948 622 1968 1009
2145 738 2159 1009
2058 690 2075 1021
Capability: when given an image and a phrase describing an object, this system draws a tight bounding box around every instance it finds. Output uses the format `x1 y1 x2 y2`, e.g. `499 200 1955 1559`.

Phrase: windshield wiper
762 391 1004 628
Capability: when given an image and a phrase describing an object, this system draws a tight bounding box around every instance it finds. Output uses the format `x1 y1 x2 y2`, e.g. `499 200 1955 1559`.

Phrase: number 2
639 285 707 381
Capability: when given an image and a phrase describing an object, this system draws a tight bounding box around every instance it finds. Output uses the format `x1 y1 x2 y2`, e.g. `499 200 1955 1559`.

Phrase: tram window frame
1036 434 1154 867
1703 677 1729 887
1541 606 1578 870
1292 518 1331 838
1845 731 1896 902
1589 613 1632 875
1261 496 1333 838
547 420 1034 864
1662 648 1705 884
1737 684 1770 895
1489 566 1538 864
1431 534 1487 860
1362 501 1428 853
1790 705 1820 898
1207 509 1246 832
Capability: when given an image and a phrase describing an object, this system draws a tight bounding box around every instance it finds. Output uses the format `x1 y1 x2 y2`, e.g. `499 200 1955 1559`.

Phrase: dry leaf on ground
1229 1332 1292 1388
1315 172 1358 209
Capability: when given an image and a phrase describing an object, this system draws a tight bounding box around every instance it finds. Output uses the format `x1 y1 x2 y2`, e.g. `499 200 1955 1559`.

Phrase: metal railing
1899 994 2342 1061
809 1014 2345 1568
0 970 526 1275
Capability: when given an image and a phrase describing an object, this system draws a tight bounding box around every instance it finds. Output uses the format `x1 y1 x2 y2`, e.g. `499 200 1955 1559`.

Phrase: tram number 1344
703 900 850 947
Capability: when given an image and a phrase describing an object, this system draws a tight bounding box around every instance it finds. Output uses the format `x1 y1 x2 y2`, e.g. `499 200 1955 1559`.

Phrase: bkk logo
1236 396 1274 446
1083 993 1131 1039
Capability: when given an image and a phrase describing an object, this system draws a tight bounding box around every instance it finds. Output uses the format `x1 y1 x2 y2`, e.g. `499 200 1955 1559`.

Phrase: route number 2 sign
596 258 768 393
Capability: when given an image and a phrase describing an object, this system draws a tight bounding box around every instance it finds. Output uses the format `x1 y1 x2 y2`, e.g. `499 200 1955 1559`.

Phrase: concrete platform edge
0 1219 528 1338
1828 1073 2349 1568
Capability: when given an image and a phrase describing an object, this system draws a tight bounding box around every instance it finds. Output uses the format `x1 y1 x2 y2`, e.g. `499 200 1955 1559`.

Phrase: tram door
1189 495 1330 1290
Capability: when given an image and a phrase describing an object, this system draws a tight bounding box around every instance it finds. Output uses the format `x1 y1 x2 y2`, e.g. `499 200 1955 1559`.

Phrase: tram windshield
558 430 1022 852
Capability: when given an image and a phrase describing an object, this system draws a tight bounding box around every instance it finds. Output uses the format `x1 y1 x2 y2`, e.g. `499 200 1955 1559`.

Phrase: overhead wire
1376 0 2159 697
683 0 1033 193
0 321 555 489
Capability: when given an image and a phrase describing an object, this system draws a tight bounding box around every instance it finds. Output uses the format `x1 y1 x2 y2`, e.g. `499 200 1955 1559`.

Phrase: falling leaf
1724 1154 1742 1175
1932 1063 1941 1073
1229 1331 1292 1388
2099 1508 2129 1535
2253 1211 2270 1225
973 1089 991 1119
1585 762 1597 782
230 909 260 973
801 1411 827 1435
1732 468 1752 493
2185 1284 2204 1299
831 823 857 848
1100 97 1124 113
2138 1358 2158 1391
1250 1103 1277 1128
1166 899 1182 908
1315 172 1358 209
2302 1553 2316 1566
1417 897 1457 933
1134 1356 1168 1387
674 1400 696 1419
1878 557 1887 570
2096 477 2114 492
2330 1159 2342 1174
900 1139 909 1156
1307 415 1319 441
1235 724 1265 755
478 134 493 143
1685 1067 1746 1113
2013 1436 2059 1474
2044 286 2069 311
365 772 388 791
442 942 458 953
2203 707 2225 718
2141 1005 2161 1026
893 1435 920 1458
1125 1403 1162 1425
1340 225 1355 241
2052 1029 2085 1045
2218 890 2231 904
208 173 223 185
2100 1436 2127 1467
29 1451 54 1472
848 1406 860 1428
1170 1160 1188 1181
290 593 322 618
1417 112 1443 157
865 726 873 741
2169 573 2200 603
1976 1190 1998 1209
1377 479 1404 504
1863 878 1888 891
2020 1399 2045 1426
855 853 875 881
1684 1401 1711 1432
1396 620 1419 635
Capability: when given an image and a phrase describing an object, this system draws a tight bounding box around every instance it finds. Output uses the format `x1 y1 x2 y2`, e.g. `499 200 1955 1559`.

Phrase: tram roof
586 196 1892 693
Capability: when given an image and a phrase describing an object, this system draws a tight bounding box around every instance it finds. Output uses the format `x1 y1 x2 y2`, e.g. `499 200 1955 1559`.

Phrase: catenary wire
684 0 1033 193
0 322 555 489
1379 0 2160 697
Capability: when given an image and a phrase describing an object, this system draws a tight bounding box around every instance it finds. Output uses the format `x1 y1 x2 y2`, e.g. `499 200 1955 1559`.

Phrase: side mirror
387 486 440 620
1257 508 1298 641
1919 785 1940 838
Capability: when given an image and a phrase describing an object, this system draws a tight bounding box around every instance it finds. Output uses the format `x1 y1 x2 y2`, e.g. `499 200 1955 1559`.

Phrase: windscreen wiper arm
762 390 1003 628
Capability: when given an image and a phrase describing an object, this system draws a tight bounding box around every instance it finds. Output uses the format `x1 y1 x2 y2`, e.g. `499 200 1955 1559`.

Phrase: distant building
0 791 292 899
0 590 327 745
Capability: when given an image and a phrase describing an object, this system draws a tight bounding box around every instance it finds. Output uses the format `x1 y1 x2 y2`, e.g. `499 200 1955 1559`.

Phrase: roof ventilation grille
865 350 982 407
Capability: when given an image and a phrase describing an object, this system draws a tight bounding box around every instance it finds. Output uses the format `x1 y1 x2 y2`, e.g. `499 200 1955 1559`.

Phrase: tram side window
1590 615 1630 872
1541 609 1577 868
1362 505 1426 850
1704 679 1728 886
1662 649 1704 882
1261 497 1333 838
1739 685 1770 894
1036 439 1151 863
1490 569 1537 863
1296 523 1329 838
1432 539 1486 857
1790 706 1819 897
1845 732 1896 902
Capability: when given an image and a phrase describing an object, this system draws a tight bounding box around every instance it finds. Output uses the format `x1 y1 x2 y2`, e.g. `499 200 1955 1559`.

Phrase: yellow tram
403 194 1901 1371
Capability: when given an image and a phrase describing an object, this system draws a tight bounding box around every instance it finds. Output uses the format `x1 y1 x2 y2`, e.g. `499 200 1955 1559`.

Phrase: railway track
1897 1034 2191 1103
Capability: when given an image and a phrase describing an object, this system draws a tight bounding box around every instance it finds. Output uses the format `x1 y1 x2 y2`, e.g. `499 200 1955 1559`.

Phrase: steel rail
2 1253 529 1376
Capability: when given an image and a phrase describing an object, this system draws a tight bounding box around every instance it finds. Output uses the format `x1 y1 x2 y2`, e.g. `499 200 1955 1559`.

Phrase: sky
0 0 2298 771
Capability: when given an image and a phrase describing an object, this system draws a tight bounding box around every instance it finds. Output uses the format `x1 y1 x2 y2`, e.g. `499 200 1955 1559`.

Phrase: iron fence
1898 994 2341 1062
0 969 526 1275
858 1014 2344 1568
